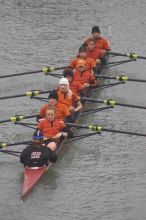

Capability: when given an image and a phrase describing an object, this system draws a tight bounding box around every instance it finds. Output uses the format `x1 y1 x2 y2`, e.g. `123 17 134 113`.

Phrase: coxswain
69 46 96 72
37 89 73 123
83 26 110 51
58 77 83 115
63 68 83 96
73 59 98 90
20 131 57 167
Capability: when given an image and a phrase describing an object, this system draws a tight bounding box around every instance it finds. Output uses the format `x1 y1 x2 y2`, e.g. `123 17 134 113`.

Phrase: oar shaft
0 140 31 148
102 128 146 137
107 51 146 60
66 123 146 137
116 102 146 109
0 66 68 79
0 114 38 124
0 93 27 100
66 123 89 129
81 97 146 110
96 75 146 83
0 151 20 157
0 90 52 100
52 66 69 70
0 70 42 79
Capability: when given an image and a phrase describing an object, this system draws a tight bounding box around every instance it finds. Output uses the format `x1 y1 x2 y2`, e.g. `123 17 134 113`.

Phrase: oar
0 140 32 149
0 149 21 157
105 59 136 68
0 106 110 125
14 122 36 129
93 81 125 90
65 131 101 143
81 106 111 116
96 75 146 83
81 97 146 110
0 137 51 149
0 150 20 157
0 89 52 100
0 114 38 124
106 51 146 60
0 66 68 79
66 123 146 137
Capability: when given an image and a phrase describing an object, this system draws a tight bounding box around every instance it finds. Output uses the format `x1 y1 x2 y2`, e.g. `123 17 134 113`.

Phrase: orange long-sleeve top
70 57 96 71
69 80 83 95
85 37 109 51
73 69 97 86
57 90 80 108
37 118 65 138
39 102 70 121
86 47 105 60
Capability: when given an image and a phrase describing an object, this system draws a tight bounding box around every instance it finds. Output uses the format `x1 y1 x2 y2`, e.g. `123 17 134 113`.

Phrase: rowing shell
21 166 49 200
20 48 110 200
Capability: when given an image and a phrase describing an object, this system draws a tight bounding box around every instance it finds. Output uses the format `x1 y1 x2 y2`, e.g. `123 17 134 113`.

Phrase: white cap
59 77 69 86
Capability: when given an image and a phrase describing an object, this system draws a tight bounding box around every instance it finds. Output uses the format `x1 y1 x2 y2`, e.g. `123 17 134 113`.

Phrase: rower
20 130 57 167
73 59 98 92
58 77 83 117
37 89 73 123
36 107 73 143
86 38 105 74
69 46 96 72
83 26 110 51
63 68 83 96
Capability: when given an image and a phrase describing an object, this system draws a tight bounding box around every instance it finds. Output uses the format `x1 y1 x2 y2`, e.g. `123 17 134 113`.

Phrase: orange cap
76 59 86 68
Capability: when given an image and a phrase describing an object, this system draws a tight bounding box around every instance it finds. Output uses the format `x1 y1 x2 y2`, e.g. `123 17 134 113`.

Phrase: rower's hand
95 59 101 64
53 132 67 139
101 49 106 54
69 106 75 113
83 83 90 88
39 118 45 122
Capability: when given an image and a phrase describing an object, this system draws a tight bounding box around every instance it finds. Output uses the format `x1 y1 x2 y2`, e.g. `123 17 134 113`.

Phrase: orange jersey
73 70 97 86
58 90 80 108
39 102 70 121
70 57 96 71
37 118 65 138
86 47 104 60
69 80 83 95
85 37 109 51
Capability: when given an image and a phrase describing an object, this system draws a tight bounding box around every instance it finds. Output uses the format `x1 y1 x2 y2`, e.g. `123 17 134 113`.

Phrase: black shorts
43 139 53 145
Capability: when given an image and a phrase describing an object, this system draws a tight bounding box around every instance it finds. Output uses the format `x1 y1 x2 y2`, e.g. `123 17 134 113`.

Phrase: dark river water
0 0 146 219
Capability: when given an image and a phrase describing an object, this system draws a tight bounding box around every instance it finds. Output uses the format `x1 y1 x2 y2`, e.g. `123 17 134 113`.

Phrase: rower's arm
64 115 74 123
74 100 83 112
48 149 57 163
62 126 74 138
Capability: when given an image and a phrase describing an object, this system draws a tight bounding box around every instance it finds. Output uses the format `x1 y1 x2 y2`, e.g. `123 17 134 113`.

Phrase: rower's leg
47 142 57 151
